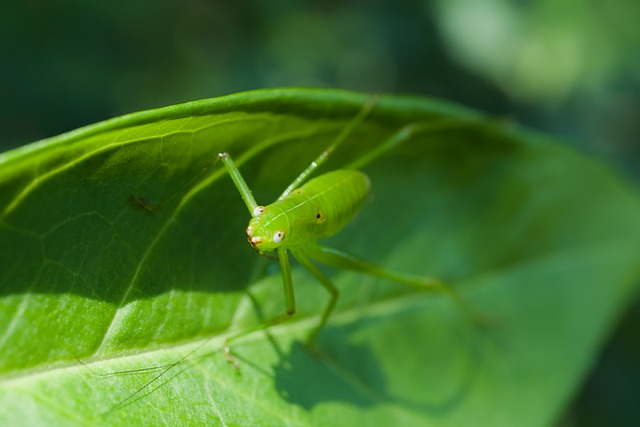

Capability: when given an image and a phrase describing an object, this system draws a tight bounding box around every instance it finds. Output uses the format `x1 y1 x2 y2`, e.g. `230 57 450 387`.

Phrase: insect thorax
277 170 371 248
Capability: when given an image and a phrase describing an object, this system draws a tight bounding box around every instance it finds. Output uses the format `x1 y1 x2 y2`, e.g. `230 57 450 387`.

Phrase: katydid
107 102 478 412
217 107 476 363
130 99 477 357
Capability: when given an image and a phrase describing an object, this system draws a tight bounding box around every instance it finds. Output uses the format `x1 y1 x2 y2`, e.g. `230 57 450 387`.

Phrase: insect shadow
270 310 488 413
233 281 489 413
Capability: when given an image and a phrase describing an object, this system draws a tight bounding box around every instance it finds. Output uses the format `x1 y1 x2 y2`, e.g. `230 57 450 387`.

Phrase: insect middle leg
290 249 339 345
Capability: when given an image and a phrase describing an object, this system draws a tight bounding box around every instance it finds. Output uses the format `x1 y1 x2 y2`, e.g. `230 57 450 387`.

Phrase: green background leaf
1 88 639 426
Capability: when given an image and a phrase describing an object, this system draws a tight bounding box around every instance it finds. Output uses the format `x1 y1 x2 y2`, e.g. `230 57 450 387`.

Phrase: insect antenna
81 334 228 415
278 95 379 199
104 356 197 415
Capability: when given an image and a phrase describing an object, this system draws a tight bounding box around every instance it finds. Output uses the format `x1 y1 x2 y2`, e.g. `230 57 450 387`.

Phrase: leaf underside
1 88 639 427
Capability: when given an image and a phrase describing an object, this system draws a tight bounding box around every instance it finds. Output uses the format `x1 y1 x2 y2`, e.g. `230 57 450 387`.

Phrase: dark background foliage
1 1 638 425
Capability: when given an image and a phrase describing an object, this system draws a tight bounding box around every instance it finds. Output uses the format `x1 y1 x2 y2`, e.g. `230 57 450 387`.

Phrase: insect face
245 205 289 253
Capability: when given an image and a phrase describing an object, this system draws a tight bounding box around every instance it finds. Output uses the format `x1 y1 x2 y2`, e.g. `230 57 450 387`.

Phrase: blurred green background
1 1 638 425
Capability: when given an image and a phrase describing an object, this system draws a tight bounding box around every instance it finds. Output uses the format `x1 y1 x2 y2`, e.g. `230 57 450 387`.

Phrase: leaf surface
1 88 639 426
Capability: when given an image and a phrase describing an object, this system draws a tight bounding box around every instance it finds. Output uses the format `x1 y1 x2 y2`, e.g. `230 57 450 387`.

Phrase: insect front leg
224 248 296 366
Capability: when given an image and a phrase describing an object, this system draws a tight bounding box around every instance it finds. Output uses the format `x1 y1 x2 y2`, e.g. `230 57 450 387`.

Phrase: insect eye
252 206 266 217
272 230 285 243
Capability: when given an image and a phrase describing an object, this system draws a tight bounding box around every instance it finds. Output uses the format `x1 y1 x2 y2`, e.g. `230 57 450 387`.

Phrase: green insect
109 101 479 412
216 102 474 361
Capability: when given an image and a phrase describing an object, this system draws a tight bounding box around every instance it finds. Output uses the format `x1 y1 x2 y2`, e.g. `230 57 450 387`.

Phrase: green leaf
1 88 639 426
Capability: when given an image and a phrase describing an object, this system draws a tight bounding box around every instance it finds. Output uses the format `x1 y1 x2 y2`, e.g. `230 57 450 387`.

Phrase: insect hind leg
305 243 486 328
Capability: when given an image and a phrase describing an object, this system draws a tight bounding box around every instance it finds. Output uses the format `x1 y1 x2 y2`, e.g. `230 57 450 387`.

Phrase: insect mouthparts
248 235 263 250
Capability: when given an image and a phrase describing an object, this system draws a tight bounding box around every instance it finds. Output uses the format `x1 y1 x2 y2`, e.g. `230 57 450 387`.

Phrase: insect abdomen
275 169 371 246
